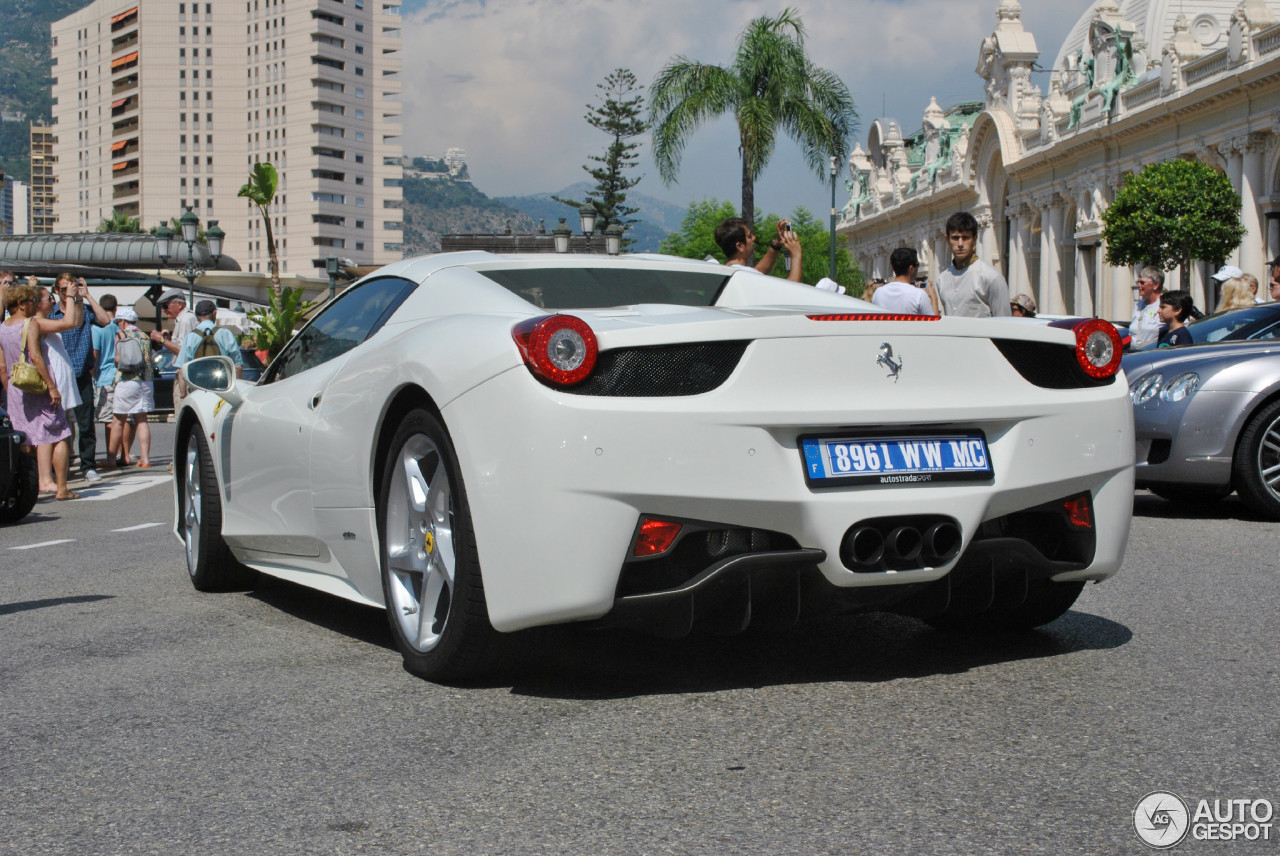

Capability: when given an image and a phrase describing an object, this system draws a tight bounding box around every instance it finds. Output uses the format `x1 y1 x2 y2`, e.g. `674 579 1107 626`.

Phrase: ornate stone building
838 0 1280 318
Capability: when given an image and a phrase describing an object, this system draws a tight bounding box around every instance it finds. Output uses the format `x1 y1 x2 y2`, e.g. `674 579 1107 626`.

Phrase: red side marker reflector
1062 494 1093 529
806 313 941 322
634 518 683 557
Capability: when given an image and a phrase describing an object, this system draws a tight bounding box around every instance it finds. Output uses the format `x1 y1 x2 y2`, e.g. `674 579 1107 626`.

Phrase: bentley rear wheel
378 409 495 682
1233 399 1280 520
0 450 38 524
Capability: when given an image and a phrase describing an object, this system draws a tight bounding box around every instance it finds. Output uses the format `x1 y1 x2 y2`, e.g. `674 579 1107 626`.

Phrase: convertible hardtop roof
375 251 728 282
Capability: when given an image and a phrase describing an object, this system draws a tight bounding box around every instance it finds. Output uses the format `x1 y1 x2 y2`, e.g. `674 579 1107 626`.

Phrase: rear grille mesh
992 339 1116 389
566 341 749 397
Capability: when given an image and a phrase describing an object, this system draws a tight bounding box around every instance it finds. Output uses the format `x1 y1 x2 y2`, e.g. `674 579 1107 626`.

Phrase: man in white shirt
871 247 936 315
1129 267 1164 349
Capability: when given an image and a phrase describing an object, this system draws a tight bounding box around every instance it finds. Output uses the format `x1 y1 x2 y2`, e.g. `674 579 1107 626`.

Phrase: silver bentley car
1124 339 1280 518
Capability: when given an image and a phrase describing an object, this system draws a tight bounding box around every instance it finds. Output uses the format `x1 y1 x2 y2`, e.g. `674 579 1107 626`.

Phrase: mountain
0 0 84 182
399 174 538 255
496 182 685 252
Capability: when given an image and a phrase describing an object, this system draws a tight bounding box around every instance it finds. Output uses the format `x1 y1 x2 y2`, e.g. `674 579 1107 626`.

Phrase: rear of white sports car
440 270 1134 639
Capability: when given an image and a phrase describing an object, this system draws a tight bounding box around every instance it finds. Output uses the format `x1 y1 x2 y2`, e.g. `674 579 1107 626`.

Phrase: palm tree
237 161 281 296
650 8 856 226
98 211 142 232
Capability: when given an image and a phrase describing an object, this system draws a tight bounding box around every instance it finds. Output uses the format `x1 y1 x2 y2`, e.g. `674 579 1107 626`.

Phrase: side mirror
181 355 243 408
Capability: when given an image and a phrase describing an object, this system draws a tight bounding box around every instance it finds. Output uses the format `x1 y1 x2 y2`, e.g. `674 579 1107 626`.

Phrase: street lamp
325 255 340 302
154 207 225 307
605 224 624 256
829 155 839 282
579 203 597 252
552 218 572 254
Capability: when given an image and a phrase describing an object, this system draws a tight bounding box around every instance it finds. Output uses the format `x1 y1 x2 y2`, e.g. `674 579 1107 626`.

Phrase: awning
110 140 128 152
111 97 128 108
112 161 131 171
110 6 138 24
111 51 138 69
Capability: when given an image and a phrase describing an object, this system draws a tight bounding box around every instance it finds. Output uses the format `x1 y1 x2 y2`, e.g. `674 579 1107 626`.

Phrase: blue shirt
92 323 117 387
48 299 98 377
177 321 244 368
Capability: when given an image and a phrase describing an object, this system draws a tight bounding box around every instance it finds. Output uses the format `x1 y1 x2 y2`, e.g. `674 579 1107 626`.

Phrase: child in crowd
1157 289 1194 347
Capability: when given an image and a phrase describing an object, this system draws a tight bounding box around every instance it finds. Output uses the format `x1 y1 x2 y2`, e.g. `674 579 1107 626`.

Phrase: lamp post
829 155 839 282
552 218 572 254
605 223 624 256
325 255 340 302
154 207 224 307
578 203 598 253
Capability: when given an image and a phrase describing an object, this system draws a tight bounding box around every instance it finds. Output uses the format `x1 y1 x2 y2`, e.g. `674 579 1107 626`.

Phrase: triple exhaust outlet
839 516 962 572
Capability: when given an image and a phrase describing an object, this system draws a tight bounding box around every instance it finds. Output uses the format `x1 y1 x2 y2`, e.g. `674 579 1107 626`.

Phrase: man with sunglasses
1130 267 1164 350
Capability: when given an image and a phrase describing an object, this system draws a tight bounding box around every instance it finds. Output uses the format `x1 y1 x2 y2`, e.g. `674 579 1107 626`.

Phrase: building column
1238 133 1268 277
1219 139 1246 269
1037 195 1065 315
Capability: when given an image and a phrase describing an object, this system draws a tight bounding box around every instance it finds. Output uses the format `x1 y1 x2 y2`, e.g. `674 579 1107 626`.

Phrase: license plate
800 432 993 486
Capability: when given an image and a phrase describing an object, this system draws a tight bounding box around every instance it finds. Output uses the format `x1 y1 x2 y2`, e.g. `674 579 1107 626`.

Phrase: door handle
309 392 322 410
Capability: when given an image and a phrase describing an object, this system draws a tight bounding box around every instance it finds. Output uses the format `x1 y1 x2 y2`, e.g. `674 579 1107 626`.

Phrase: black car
151 347 266 412
0 406 38 524
1183 303 1280 344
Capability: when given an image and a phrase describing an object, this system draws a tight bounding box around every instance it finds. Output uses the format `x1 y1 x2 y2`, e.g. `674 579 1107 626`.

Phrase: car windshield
477 267 731 309
1186 305 1278 343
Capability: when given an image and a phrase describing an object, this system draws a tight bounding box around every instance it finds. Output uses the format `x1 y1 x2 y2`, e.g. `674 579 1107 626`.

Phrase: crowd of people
0 274 243 500
717 207 1278 349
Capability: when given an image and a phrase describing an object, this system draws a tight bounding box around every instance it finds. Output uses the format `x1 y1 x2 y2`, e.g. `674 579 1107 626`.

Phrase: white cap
815 277 842 293
1211 264 1244 282
114 307 138 322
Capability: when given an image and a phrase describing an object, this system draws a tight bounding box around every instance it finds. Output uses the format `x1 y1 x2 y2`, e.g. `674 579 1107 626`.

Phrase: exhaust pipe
840 526 885 569
922 521 962 566
884 526 922 565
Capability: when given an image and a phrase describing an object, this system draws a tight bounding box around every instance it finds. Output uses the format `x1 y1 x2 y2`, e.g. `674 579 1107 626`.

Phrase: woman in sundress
0 283 78 500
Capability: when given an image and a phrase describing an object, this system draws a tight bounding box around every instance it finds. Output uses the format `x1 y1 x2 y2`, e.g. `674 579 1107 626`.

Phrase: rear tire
378 409 495 682
0 450 38 524
926 579 1085 632
180 429 254 591
1232 399 1280 520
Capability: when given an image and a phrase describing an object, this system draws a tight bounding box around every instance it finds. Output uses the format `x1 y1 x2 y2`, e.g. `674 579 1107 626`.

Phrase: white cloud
399 0 1094 215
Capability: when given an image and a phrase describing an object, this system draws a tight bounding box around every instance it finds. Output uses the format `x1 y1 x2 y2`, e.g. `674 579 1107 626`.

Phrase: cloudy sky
397 0 1094 218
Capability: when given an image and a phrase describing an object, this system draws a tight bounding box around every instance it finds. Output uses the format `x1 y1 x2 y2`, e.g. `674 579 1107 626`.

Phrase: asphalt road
2 429 1278 854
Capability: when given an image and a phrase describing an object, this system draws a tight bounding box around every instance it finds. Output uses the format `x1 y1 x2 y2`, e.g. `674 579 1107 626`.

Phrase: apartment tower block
51 0 404 273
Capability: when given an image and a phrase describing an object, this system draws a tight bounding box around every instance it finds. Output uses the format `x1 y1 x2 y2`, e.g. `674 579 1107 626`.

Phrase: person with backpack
111 307 154 468
176 300 244 380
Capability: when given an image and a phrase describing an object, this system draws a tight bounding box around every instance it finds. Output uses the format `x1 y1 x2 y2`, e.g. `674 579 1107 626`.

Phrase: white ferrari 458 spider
174 253 1134 681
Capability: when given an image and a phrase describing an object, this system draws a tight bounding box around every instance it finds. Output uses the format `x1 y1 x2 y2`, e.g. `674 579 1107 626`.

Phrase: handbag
9 319 49 394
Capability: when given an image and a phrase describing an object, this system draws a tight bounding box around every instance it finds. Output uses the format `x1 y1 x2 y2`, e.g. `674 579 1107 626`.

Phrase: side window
1252 322 1280 341
266 276 415 382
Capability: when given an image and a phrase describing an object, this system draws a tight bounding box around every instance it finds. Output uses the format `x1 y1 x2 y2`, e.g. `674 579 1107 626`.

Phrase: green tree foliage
247 286 316 360
237 162 281 295
553 68 649 243
1102 159 1245 276
660 199 863 292
659 199 739 261
97 211 141 233
650 8 856 226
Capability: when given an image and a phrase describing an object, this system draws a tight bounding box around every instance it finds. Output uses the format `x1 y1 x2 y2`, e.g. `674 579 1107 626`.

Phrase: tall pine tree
555 68 649 241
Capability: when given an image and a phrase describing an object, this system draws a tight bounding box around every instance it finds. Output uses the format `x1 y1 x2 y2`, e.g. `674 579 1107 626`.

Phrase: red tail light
1062 493 1093 529
1061 319 1123 380
806 313 940 322
512 314 598 386
633 518 683 556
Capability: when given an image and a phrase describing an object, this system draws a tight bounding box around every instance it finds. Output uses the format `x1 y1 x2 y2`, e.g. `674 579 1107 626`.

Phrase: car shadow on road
237 573 1131 698
496 609 1132 699
1133 492 1267 521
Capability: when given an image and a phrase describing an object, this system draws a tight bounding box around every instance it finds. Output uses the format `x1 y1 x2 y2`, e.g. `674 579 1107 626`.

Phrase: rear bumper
445 354 1134 633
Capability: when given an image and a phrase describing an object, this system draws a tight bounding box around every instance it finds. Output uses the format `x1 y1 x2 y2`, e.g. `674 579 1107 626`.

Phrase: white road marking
11 539 75 550
77 474 172 501
112 522 167 532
